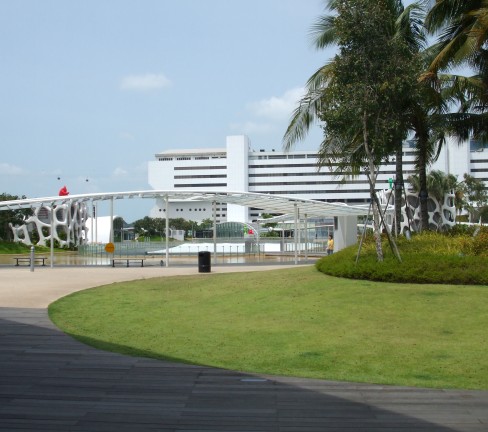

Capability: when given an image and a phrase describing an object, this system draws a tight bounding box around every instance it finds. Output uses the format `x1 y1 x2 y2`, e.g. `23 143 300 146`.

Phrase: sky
0 0 337 222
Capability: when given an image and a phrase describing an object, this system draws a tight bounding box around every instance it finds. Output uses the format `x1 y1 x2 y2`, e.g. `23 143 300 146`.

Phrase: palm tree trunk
394 142 404 235
418 136 430 231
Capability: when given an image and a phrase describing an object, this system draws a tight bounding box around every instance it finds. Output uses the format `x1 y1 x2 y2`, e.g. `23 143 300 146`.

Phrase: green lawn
49 266 488 390
0 240 61 254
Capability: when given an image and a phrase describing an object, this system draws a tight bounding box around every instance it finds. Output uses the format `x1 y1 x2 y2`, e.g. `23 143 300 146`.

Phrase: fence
77 238 328 266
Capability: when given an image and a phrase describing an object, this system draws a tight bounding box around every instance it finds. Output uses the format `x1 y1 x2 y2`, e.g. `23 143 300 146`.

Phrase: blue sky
1 0 410 222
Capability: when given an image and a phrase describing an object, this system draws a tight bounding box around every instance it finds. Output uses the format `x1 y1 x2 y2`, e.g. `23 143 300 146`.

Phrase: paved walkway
0 265 487 431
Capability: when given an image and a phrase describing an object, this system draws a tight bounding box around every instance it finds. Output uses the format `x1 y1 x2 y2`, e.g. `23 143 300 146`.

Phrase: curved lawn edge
49 266 488 390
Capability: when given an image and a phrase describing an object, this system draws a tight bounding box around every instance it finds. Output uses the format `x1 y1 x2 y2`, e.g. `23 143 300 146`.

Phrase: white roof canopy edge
0 190 373 218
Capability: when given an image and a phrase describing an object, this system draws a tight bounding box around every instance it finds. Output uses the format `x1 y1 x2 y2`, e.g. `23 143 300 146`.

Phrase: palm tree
283 0 442 234
284 0 425 260
425 0 488 74
405 71 451 231
424 0 488 141
284 0 426 150
408 169 458 204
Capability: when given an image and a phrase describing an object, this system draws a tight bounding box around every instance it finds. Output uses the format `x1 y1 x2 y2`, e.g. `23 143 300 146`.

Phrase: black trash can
198 251 211 273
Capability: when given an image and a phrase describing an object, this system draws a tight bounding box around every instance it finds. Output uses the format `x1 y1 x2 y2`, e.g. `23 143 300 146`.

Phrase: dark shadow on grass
1 306 487 431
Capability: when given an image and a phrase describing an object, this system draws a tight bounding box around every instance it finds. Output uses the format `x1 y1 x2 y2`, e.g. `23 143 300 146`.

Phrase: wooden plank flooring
0 306 487 431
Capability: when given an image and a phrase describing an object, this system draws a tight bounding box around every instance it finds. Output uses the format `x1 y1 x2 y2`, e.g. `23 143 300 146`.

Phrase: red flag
59 186 69 196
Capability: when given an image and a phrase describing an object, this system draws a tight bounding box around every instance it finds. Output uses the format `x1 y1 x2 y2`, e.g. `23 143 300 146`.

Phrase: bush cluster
316 227 488 285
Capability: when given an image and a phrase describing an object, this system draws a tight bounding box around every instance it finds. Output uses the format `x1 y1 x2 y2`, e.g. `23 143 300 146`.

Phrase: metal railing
76 238 327 266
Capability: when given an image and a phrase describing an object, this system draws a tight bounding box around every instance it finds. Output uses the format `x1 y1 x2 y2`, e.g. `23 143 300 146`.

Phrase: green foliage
133 216 158 236
461 227 488 257
0 240 54 254
408 170 460 204
49 266 488 389
320 0 419 163
316 229 488 284
260 213 277 229
30 228 40 244
425 0 488 145
260 231 280 238
0 193 32 241
133 216 211 238
460 174 488 221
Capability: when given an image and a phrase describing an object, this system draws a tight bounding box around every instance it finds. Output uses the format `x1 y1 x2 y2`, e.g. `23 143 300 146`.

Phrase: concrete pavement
0 264 487 431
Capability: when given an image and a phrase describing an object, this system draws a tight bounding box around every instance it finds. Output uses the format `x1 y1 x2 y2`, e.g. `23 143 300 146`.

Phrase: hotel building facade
148 135 488 224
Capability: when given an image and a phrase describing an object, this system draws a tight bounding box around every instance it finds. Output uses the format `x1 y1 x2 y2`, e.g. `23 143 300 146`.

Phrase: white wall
334 216 358 251
226 135 250 223
431 139 470 180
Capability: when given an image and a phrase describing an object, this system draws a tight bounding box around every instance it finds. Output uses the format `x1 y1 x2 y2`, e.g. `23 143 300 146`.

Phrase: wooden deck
0 307 487 431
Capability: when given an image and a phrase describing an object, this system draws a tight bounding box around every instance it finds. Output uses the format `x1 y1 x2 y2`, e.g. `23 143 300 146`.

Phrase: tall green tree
285 0 421 260
316 0 419 260
284 0 431 236
113 216 125 242
0 193 32 241
460 173 488 222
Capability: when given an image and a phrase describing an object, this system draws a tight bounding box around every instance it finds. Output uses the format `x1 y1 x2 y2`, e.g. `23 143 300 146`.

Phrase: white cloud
230 87 305 139
112 167 128 177
248 87 304 121
120 73 171 91
0 163 23 175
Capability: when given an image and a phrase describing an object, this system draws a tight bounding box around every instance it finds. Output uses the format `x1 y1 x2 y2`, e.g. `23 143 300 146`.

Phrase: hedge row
316 228 488 285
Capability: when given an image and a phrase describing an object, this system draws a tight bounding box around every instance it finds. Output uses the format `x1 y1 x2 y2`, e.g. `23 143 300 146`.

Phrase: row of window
249 181 370 187
175 183 227 188
165 159 418 171
157 156 226 161
172 183 401 192
470 139 488 151
249 160 415 170
172 172 410 181
172 173 416 181
174 165 226 171
159 207 227 211
249 154 318 160
249 179 409 187
256 189 371 195
174 209 227 217
174 174 227 179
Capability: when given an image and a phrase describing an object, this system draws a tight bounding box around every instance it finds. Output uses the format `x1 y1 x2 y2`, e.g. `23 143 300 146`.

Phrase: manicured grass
49 266 488 390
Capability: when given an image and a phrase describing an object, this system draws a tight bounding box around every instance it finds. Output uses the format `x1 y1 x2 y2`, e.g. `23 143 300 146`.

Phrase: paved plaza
0 265 487 431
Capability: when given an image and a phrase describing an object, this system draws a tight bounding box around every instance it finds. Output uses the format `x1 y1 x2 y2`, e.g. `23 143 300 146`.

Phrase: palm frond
310 15 338 49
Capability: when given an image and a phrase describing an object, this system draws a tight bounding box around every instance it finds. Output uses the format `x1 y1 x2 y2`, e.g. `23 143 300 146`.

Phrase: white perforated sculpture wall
9 202 88 247
378 189 456 232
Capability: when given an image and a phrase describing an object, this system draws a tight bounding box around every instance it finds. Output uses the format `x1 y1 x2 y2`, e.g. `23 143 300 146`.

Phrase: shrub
316 230 488 285
472 227 488 257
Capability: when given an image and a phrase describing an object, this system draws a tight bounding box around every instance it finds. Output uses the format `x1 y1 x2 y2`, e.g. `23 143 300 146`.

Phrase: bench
14 257 47 267
112 259 145 268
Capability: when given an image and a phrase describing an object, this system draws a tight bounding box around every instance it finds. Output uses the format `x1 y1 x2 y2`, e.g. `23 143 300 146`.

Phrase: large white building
148 135 488 224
